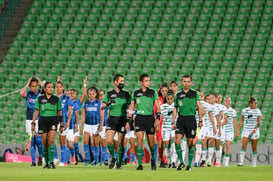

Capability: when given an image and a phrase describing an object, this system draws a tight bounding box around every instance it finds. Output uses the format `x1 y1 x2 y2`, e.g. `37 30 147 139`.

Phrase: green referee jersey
35 94 62 117
174 88 200 116
132 88 159 116
103 89 131 117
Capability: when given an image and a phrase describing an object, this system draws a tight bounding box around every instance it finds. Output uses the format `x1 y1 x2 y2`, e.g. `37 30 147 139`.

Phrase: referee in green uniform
101 74 131 169
129 74 161 170
32 81 63 169
171 75 203 171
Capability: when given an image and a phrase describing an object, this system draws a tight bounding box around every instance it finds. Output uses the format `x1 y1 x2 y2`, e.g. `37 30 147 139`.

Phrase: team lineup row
20 74 262 170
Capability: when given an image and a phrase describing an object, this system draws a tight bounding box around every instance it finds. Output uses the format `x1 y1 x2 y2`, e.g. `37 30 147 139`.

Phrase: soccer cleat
75 157 78 165
58 162 65 167
64 163 68 166
30 162 36 167
109 158 117 169
71 157 76 165
151 160 156 170
124 158 128 165
194 162 199 167
215 162 221 167
136 165 143 170
159 161 168 168
38 157 43 166
104 161 109 166
116 162 122 169
53 158 59 165
206 161 212 167
84 161 91 166
168 163 172 168
177 162 185 171
200 161 206 167
185 166 192 171
43 164 50 169
130 161 136 165
50 162 56 169
171 162 176 168
237 163 243 167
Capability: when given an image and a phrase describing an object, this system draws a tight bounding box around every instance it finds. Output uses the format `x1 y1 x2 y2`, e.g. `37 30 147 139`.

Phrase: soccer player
199 94 214 167
100 74 131 169
155 83 169 168
171 75 203 171
161 90 175 168
20 77 44 167
72 77 87 164
55 80 73 166
31 81 62 169
98 90 110 165
128 73 161 170
67 89 80 165
237 97 262 167
222 96 238 167
169 81 178 94
80 86 104 166
206 93 221 167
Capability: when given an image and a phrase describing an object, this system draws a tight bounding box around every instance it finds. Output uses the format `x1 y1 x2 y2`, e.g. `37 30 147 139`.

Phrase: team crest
29 98 32 103
150 127 154 133
121 126 125 132
191 130 195 135
51 125 56 130
137 99 140 104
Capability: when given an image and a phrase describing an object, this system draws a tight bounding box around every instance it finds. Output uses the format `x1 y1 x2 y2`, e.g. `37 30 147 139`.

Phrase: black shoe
177 162 185 171
116 162 122 169
38 157 42 166
200 160 206 167
50 162 56 169
75 157 79 165
171 162 176 168
43 164 50 169
124 158 128 165
159 161 168 168
31 162 36 167
104 161 109 166
168 164 172 168
136 165 143 170
109 158 117 169
151 160 156 170
185 165 192 171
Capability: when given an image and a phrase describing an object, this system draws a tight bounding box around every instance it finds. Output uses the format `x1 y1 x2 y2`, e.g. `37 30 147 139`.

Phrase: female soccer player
55 80 73 166
20 77 43 167
238 97 262 167
80 87 104 166
222 97 237 167
31 81 62 169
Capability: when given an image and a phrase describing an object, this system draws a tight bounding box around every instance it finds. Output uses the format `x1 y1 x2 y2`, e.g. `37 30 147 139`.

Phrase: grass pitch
0 162 272 181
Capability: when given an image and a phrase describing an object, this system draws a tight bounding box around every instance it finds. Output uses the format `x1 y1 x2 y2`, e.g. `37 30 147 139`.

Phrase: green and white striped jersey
242 107 262 131
208 103 220 129
161 103 174 130
195 101 211 128
224 107 237 133
216 103 225 119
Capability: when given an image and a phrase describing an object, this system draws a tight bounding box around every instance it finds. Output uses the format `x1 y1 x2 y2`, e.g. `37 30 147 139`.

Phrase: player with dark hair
55 79 73 166
129 73 161 170
80 86 104 166
101 74 131 169
237 97 262 167
171 75 203 171
169 81 178 94
20 77 44 167
31 81 62 169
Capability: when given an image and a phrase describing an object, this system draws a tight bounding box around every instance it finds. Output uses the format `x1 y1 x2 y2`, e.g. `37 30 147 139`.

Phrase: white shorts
162 129 174 141
26 120 39 135
220 128 225 142
242 129 260 140
125 130 136 139
208 128 221 139
83 124 99 136
60 127 69 136
99 126 107 139
222 131 234 142
198 126 209 140
74 125 80 137
67 129 75 141
114 132 118 141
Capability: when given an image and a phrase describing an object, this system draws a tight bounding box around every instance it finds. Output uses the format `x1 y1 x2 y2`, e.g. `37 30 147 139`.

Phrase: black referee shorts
175 115 197 138
38 117 59 134
135 115 155 135
106 116 127 134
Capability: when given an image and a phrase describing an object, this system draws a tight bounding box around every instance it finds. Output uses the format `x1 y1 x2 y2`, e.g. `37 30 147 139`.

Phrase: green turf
0 163 272 181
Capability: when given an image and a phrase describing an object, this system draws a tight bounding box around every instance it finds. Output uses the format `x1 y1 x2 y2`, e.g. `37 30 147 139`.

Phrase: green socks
43 147 49 164
118 146 124 163
175 144 184 164
136 146 143 165
188 147 195 167
107 144 115 159
48 145 55 163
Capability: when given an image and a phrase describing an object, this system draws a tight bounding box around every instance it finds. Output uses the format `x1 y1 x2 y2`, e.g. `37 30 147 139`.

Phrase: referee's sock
188 147 194 167
175 144 184 164
118 146 124 164
107 144 115 159
48 145 55 163
43 147 49 165
136 146 143 165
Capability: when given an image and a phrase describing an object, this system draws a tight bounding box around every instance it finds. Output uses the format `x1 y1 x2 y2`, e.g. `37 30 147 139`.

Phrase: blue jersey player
55 80 73 166
20 77 43 167
80 86 104 166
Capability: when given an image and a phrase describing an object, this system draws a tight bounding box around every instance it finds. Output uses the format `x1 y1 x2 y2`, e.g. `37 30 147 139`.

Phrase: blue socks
30 136 44 163
65 147 70 163
84 144 90 161
30 137 36 163
54 144 58 159
74 143 79 158
154 144 158 162
122 147 128 162
130 153 135 162
36 135 43 157
101 146 107 163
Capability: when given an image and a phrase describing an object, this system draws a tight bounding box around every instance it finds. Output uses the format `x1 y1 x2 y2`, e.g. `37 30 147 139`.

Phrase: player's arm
233 117 238 139
238 116 244 132
172 107 178 130
216 115 221 136
128 100 135 120
31 109 39 131
99 105 104 132
154 99 161 131
20 77 32 98
196 100 203 128
222 114 228 126
208 111 216 134
253 117 261 133
65 106 73 129
79 76 87 104
80 108 86 134
74 110 79 132
36 77 43 88
57 110 64 133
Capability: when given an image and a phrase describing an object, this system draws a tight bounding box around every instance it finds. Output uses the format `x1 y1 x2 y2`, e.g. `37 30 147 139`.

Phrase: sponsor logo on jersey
63 99 66 103
86 107 97 112
28 98 33 103
110 94 117 98
41 99 47 103
137 93 143 97
179 94 186 98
